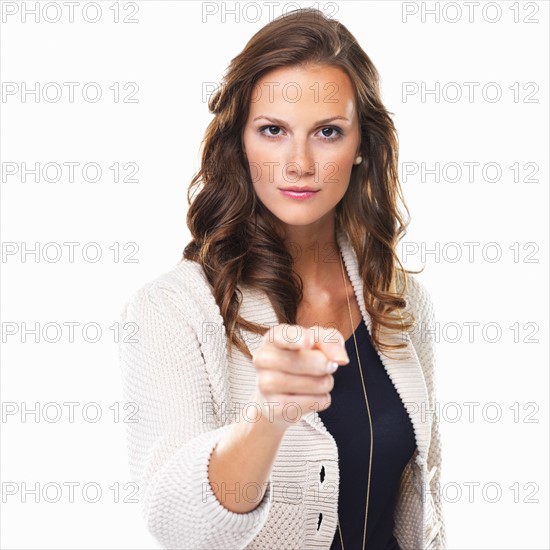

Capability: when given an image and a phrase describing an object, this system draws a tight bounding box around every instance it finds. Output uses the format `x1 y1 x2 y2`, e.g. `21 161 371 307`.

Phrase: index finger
262 323 309 351
308 325 350 365
264 324 350 364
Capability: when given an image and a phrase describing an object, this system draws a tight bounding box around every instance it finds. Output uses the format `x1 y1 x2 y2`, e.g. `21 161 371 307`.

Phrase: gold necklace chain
337 250 374 550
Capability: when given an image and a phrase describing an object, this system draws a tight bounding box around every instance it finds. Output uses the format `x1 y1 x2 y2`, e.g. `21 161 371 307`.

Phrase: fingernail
332 353 350 364
327 361 338 373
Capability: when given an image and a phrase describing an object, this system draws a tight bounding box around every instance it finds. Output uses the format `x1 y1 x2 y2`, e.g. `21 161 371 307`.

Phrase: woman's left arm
407 276 448 549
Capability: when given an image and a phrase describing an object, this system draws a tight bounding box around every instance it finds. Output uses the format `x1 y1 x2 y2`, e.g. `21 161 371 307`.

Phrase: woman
118 7 446 549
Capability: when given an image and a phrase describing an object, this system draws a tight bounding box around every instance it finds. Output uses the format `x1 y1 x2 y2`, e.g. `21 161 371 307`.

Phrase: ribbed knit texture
117 228 447 549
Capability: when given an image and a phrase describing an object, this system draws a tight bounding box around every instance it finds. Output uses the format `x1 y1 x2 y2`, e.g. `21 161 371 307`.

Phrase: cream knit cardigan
118 228 447 549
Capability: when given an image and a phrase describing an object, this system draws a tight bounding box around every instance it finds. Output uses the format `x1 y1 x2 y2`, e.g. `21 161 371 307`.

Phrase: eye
259 125 343 141
318 126 343 141
259 125 284 138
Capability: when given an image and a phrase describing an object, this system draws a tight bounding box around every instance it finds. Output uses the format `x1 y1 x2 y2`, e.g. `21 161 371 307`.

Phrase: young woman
118 8 446 549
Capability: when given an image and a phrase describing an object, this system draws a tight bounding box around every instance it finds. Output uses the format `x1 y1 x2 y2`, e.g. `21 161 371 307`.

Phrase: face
242 63 361 232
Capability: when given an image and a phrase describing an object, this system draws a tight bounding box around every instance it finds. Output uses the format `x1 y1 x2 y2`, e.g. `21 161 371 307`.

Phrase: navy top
318 318 417 550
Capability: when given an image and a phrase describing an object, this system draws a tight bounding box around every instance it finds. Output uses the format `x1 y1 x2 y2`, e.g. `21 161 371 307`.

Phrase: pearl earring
354 155 363 165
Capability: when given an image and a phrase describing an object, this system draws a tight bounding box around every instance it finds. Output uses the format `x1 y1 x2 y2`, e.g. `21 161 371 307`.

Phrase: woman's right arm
208 393 288 513
117 282 275 549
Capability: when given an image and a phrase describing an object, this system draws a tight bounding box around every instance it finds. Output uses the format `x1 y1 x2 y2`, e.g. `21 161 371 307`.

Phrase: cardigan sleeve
117 281 273 549
406 275 448 549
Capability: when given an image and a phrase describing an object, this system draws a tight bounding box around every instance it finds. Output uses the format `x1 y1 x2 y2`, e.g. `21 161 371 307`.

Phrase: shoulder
405 273 436 324
120 259 219 326
394 271 438 357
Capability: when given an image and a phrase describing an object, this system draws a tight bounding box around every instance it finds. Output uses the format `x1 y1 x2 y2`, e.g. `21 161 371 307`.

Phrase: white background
1 1 548 548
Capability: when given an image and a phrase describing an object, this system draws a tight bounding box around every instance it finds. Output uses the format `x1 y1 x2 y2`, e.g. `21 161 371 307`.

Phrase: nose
285 139 315 180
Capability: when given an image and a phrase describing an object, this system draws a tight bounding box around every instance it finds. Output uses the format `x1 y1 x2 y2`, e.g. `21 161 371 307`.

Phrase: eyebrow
252 115 350 126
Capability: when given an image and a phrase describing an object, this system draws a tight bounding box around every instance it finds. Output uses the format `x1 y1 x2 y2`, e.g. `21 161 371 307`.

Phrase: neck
281 214 341 290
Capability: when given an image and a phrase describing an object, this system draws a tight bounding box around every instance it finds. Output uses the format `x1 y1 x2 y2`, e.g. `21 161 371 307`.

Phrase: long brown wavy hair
182 7 423 361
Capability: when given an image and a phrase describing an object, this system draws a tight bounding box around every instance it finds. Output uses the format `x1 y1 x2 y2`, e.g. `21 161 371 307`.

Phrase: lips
278 187 320 201
278 187 320 192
